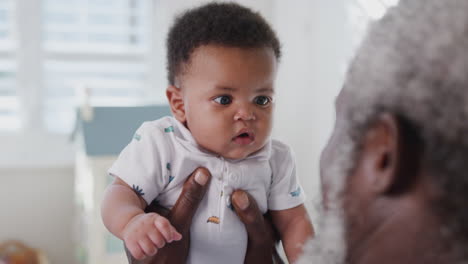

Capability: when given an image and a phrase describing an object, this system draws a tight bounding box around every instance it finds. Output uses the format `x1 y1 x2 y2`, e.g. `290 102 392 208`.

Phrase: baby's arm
101 176 182 260
270 204 314 263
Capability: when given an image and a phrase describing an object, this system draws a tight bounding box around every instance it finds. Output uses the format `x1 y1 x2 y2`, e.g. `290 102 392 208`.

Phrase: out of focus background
0 0 397 263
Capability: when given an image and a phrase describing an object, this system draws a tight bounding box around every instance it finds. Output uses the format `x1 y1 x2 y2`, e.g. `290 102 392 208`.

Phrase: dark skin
320 89 458 264
125 167 284 264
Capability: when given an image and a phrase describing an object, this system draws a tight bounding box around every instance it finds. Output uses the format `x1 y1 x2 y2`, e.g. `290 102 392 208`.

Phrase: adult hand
231 190 284 264
125 167 211 264
125 168 283 264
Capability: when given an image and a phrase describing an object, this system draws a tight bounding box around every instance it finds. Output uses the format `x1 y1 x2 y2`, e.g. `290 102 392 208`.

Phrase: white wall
0 168 76 264
0 132 74 168
273 1 349 218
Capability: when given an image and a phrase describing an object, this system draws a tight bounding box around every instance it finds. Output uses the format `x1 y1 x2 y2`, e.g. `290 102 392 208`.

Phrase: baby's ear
166 85 186 123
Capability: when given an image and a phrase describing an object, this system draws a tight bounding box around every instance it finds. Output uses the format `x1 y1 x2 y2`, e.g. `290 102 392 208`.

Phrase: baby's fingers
138 236 158 257
154 215 182 242
126 240 145 260
147 229 166 249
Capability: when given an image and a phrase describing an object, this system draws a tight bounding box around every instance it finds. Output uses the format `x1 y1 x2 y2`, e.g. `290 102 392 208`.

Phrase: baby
101 2 313 263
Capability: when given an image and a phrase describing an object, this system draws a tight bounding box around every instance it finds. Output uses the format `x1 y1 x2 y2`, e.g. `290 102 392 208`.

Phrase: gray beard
297 123 356 264
297 193 347 264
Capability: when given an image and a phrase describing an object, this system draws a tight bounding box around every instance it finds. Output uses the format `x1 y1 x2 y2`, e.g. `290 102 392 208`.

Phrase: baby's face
176 44 277 160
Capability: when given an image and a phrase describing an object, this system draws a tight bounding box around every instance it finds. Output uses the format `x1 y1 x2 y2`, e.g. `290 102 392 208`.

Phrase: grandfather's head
302 0 468 263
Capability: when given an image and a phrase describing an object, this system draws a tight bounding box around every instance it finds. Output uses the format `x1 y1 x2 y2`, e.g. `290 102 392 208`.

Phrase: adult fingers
145 200 171 217
231 190 268 244
231 190 275 264
169 167 211 233
126 168 210 264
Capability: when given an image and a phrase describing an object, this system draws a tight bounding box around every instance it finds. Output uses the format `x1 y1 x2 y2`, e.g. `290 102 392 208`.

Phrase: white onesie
108 116 305 264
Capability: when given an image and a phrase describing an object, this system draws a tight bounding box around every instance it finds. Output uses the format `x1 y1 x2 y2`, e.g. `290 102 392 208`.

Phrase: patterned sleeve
108 121 171 205
267 141 306 211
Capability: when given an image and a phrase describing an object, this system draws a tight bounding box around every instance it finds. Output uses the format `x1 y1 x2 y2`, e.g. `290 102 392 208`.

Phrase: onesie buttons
226 197 234 211
224 187 234 211
229 173 240 184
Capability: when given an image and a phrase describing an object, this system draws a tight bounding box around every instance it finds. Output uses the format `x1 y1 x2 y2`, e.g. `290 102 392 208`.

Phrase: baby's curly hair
166 2 281 85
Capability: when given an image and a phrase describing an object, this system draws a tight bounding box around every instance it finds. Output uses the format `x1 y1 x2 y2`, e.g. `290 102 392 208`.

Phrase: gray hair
344 0 468 246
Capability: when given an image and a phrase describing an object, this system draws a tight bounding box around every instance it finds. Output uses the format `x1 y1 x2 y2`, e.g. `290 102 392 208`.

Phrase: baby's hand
122 212 182 260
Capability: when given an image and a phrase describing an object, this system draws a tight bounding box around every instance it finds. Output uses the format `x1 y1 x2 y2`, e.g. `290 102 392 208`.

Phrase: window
0 0 154 133
43 0 152 133
43 0 149 52
0 0 19 131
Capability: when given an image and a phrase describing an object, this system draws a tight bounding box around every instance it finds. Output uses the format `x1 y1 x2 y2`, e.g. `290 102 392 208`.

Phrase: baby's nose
233 108 256 121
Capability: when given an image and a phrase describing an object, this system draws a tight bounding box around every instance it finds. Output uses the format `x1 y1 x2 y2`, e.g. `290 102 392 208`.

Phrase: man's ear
166 85 186 123
359 113 420 195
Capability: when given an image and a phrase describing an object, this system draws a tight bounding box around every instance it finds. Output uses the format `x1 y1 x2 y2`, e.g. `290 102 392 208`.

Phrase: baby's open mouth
232 130 255 145
238 133 250 138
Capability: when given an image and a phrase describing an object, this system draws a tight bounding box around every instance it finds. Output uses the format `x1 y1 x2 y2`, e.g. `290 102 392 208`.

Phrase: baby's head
166 2 281 160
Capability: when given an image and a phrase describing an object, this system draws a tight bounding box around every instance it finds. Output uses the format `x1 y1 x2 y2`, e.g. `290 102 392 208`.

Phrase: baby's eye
254 96 271 106
213 95 232 105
